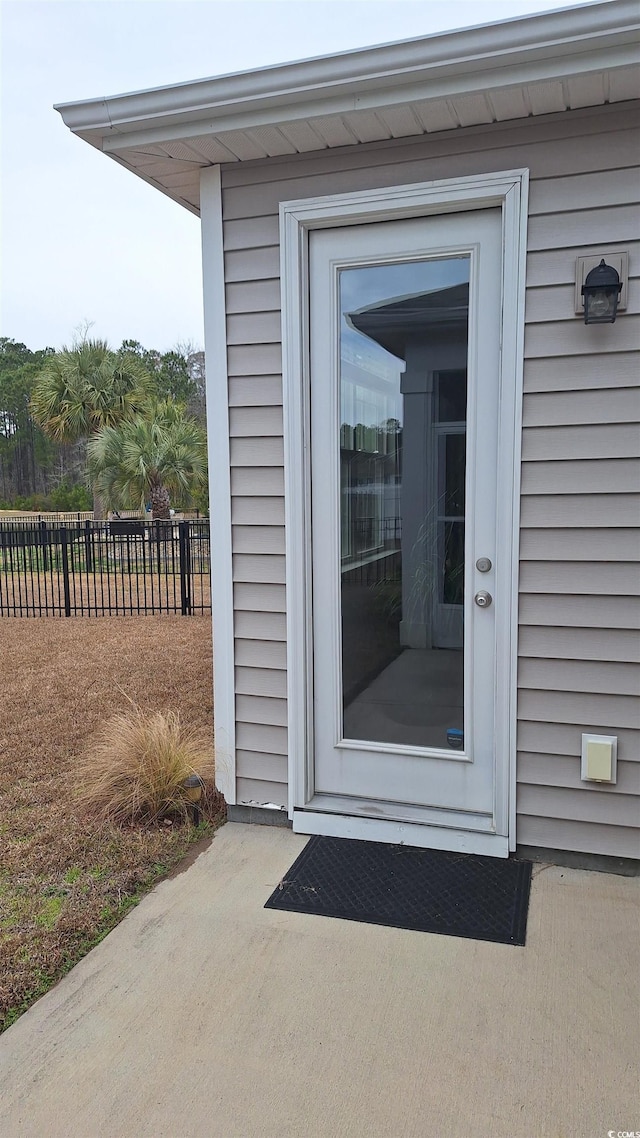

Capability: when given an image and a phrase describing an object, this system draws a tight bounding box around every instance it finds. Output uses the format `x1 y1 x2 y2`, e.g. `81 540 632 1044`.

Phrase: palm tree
30 337 152 518
87 401 208 520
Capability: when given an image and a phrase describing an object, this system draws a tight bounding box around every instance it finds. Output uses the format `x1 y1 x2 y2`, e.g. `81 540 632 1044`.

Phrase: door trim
280 170 529 852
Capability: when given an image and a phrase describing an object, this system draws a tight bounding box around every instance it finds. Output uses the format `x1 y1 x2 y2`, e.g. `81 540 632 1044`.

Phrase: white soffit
55 0 640 215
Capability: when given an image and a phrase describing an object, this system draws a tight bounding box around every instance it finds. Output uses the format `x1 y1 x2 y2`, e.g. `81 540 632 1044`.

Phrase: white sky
1 0 600 353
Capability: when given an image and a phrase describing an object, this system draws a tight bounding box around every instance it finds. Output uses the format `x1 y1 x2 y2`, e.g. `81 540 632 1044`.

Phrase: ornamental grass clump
77 708 214 824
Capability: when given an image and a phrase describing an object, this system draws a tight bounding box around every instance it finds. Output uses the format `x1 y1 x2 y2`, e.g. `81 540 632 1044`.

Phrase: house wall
219 101 640 859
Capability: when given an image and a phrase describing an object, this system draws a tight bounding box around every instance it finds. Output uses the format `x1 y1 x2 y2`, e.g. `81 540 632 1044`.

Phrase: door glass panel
339 256 469 750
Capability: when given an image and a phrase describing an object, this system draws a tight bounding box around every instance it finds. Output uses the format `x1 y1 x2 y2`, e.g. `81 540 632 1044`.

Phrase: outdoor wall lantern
581 259 623 324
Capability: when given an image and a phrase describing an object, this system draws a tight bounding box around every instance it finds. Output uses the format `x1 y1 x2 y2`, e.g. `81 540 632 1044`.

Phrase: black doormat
265 835 532 946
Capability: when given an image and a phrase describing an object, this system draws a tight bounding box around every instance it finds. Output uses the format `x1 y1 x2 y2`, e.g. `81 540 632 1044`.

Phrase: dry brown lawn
0 614 223 1032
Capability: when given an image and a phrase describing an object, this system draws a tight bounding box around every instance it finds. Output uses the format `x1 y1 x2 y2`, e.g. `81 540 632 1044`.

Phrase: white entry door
302 207 510 855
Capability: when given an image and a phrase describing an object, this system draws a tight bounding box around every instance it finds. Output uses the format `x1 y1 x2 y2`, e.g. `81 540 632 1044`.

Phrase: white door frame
280 170 528 853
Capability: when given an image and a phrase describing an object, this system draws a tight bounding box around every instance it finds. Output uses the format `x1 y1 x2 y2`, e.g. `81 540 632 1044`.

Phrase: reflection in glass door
339 257 469 751
434 370 467 650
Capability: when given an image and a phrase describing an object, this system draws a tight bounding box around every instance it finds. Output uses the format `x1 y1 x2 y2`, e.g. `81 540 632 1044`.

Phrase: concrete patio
0 822 637 1138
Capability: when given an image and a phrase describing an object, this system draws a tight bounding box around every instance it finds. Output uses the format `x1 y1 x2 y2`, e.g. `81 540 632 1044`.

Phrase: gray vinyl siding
222 102 640 853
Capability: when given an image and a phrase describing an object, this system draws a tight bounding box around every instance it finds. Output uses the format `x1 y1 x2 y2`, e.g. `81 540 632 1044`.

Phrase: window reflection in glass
338 256 469 750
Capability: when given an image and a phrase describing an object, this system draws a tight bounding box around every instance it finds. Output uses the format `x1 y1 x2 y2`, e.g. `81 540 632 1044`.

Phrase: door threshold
293 809 509 858
302 792 494 833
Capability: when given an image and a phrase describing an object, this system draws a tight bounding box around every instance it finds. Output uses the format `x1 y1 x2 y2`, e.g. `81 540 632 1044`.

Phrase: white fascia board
56 1 639 146
92 42 638 158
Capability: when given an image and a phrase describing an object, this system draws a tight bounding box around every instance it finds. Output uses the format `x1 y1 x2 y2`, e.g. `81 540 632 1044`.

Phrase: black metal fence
0 519 211 617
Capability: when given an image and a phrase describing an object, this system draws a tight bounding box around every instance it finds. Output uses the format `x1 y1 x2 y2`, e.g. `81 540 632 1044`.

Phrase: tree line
0 335 208 519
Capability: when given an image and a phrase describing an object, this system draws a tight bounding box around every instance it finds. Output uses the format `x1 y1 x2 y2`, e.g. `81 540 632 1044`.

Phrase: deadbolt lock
474 591 493 608
476 557 492 573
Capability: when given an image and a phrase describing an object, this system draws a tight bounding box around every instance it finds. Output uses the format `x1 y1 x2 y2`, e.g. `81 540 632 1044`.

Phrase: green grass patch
36 896 64 928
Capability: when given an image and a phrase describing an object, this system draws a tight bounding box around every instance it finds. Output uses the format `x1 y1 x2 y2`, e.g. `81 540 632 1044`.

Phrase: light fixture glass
581 259 622 324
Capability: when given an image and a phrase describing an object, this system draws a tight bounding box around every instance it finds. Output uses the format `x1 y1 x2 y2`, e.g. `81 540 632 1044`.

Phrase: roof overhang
55 0 640 216
348 284 470 359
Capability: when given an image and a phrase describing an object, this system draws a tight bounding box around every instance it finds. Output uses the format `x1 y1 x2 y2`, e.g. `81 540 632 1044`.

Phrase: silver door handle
474 591 492 608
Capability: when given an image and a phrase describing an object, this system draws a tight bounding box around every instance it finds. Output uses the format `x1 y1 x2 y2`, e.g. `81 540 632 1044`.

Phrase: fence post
40 519 48 571
178 521 192 616
60 528 72 617
84 519 93 572
154 519 162 571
